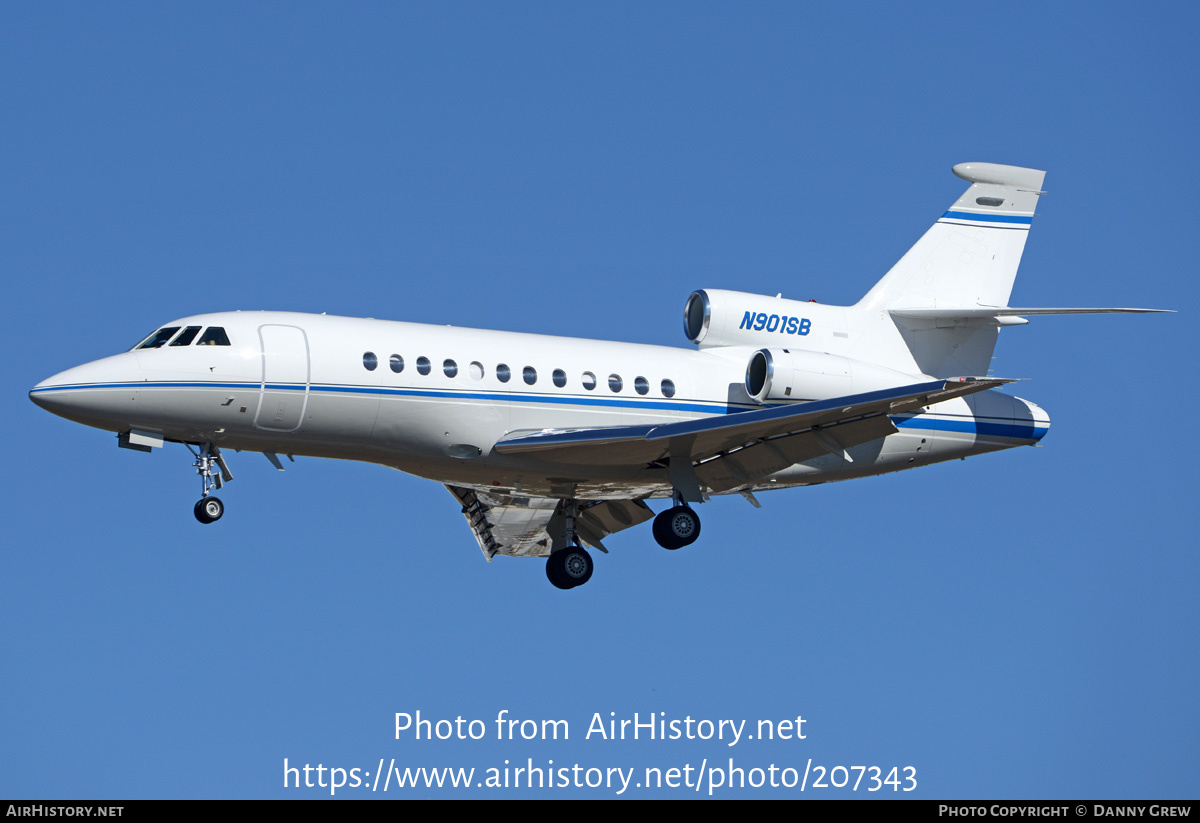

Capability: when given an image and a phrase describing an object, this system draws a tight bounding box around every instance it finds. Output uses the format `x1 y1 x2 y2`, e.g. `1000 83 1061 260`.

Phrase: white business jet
30 163 1165 589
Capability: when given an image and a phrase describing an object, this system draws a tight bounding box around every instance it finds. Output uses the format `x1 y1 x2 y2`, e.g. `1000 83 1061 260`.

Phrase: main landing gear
187 443 232 524
542 493 704 588
545 545 594 590
545 500 595 590
652 492 702 551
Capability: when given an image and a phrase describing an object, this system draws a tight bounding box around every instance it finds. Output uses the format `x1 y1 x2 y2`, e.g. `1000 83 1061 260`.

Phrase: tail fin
850 163 1047 378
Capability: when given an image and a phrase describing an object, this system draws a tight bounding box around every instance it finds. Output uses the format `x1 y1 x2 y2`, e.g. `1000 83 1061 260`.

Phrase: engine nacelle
684 288 845 349
686 289 930 401
744 347 921 404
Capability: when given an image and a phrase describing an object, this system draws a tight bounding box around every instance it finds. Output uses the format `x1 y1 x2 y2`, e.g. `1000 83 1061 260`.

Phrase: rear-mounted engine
744 348 922 404
684 289 819 348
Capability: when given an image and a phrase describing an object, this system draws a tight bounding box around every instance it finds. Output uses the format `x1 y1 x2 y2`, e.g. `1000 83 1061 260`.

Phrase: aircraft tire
546 546 592 589
194 496 224 524
546 556 569 589
653 506 700 550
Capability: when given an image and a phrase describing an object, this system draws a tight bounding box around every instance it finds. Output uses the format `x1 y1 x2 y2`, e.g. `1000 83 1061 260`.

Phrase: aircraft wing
495 378 1012 494
446 485 653 560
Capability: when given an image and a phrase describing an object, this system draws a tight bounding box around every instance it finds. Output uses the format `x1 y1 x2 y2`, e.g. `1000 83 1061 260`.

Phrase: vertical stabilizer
849 163 1046 378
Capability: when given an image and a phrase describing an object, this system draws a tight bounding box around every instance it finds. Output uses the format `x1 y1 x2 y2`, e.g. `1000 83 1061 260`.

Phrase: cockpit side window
169 326 203 346
136 327 182 349
196 327 231 346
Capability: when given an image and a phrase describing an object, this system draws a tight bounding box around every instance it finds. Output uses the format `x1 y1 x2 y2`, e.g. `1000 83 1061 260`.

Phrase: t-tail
853 162 1045 377
684 162 1168 381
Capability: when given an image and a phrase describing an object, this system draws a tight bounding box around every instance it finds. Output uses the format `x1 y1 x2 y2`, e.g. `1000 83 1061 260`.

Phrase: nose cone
30 353 142 431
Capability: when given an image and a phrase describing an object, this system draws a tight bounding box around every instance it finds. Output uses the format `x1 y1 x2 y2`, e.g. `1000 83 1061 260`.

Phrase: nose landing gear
187 443 232 524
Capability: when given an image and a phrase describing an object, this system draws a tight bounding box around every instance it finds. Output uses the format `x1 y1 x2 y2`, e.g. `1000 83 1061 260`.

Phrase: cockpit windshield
197 327 231 346
169 326 202 346
133 325 231 350
134 327 181 349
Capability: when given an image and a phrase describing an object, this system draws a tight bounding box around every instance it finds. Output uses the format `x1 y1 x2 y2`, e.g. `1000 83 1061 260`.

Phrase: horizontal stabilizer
891 306 1172 319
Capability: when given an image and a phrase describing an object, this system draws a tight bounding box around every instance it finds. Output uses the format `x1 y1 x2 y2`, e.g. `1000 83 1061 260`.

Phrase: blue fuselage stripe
32 381 1048 440
31 380 743 415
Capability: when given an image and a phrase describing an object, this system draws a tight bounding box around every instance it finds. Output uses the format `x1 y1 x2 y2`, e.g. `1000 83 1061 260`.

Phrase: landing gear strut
187 443 231 524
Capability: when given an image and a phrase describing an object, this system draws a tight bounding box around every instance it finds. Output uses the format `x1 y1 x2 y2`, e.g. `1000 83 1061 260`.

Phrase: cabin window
552 369 567 388
170 326 202 347
523 366 537 385
581 372 597 390
136 327 181 349
496 364 511 383
608 374 623 392
197 327 231 346
661 379 676 398
443 359 458 378
390 354 404 373
363 352 378 371
634 376 649 395
469 361 484 380
417 356 431 375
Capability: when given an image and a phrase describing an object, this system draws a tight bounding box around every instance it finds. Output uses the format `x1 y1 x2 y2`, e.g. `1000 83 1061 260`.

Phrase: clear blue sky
3 2 1195 798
